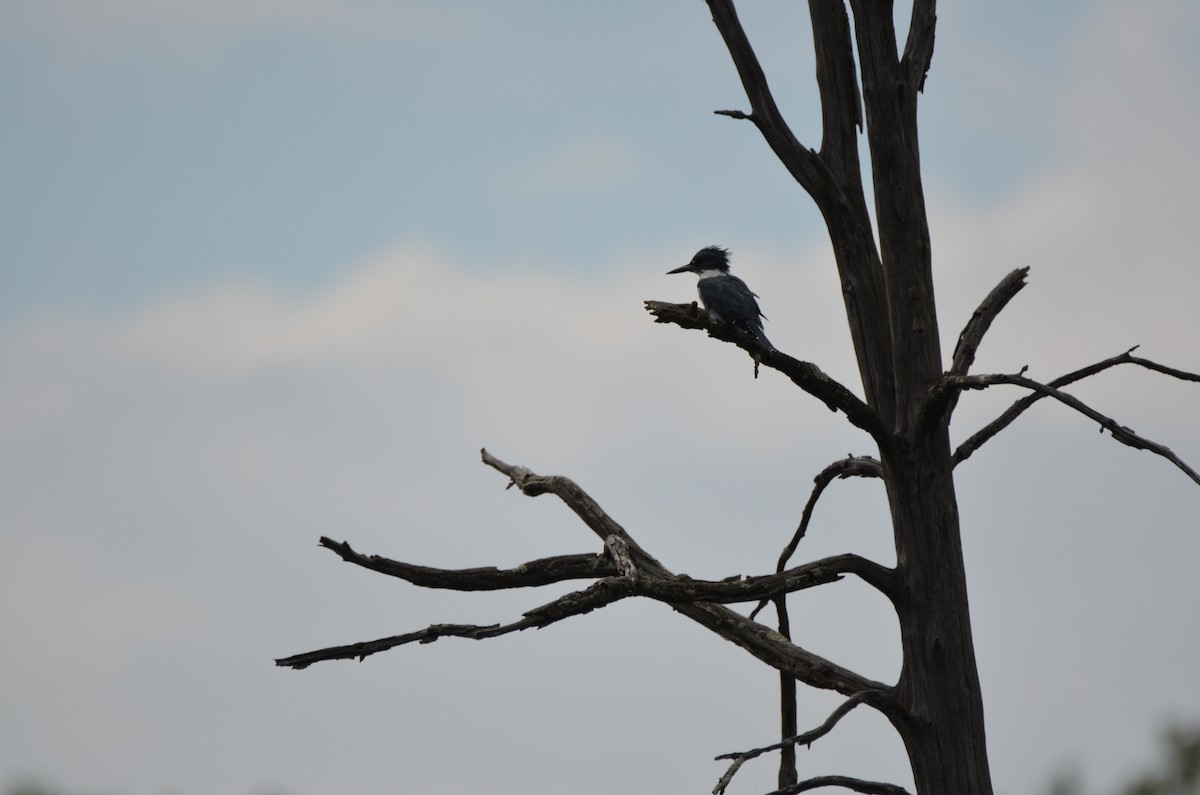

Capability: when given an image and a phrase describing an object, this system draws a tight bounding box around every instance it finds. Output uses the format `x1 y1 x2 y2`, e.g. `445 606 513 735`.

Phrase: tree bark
883 430 994 795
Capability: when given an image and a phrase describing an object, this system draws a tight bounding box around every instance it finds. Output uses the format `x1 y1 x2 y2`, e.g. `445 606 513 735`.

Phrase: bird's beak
666 264 693 275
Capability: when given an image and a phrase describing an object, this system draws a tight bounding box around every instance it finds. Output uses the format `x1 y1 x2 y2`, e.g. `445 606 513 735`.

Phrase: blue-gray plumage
668 246 774 351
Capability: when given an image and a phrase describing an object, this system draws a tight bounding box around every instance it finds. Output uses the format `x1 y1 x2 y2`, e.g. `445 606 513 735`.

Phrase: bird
667 246 774 351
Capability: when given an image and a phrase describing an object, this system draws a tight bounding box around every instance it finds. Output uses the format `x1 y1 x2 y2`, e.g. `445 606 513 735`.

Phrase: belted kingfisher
668 246 774 351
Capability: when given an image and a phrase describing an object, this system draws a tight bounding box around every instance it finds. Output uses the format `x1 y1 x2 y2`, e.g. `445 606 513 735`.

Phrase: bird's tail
750 324 775 353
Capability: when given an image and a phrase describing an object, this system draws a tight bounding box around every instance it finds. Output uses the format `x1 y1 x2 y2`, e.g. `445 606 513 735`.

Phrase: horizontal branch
321 532 885 604
946 370 1200 485
274 553 889 670
714 691 881 794
317 536 617 589
951 348 1200 466
644 300 884 441
276 576 637 669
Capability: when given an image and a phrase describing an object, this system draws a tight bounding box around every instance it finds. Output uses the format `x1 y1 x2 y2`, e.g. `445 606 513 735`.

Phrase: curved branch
951 349 1200 467
771 776 913 795
949 267 1029 379
714 691 883 794
751 457 887 621
644 300 884 441
946 371 1200 485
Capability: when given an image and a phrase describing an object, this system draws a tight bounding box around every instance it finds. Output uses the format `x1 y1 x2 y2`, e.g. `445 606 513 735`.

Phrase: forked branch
279 450 894 698
316 535 874 604
483 448 891 695
945 370 1200 485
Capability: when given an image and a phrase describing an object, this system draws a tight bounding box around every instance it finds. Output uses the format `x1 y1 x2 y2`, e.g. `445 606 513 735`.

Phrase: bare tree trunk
884 430 994 795
712 1 995 791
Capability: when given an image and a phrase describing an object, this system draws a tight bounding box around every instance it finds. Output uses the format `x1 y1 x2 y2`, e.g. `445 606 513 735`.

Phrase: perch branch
644 300 884 442
945 371 1200 485
707 0 895 416
714 691 881 795
951 349 1200 467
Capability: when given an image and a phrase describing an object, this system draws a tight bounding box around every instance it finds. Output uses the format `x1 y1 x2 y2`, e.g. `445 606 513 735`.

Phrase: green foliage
1046 725 1200 795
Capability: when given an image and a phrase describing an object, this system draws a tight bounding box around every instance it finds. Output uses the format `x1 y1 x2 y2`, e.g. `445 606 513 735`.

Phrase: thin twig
275 576 636 669
317 536 617 589
714 691 880 794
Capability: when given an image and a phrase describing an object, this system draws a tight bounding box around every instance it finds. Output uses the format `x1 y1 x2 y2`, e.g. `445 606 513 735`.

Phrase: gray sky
2 2 1199 794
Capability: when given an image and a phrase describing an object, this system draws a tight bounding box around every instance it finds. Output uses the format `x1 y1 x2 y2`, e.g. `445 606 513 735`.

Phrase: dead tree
277 3 1200 794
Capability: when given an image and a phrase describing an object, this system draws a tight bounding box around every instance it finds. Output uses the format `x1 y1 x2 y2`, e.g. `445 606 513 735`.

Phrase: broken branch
317 536 617 589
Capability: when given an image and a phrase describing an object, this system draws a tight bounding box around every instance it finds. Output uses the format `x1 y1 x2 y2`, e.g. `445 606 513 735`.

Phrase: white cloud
501 135 642 196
